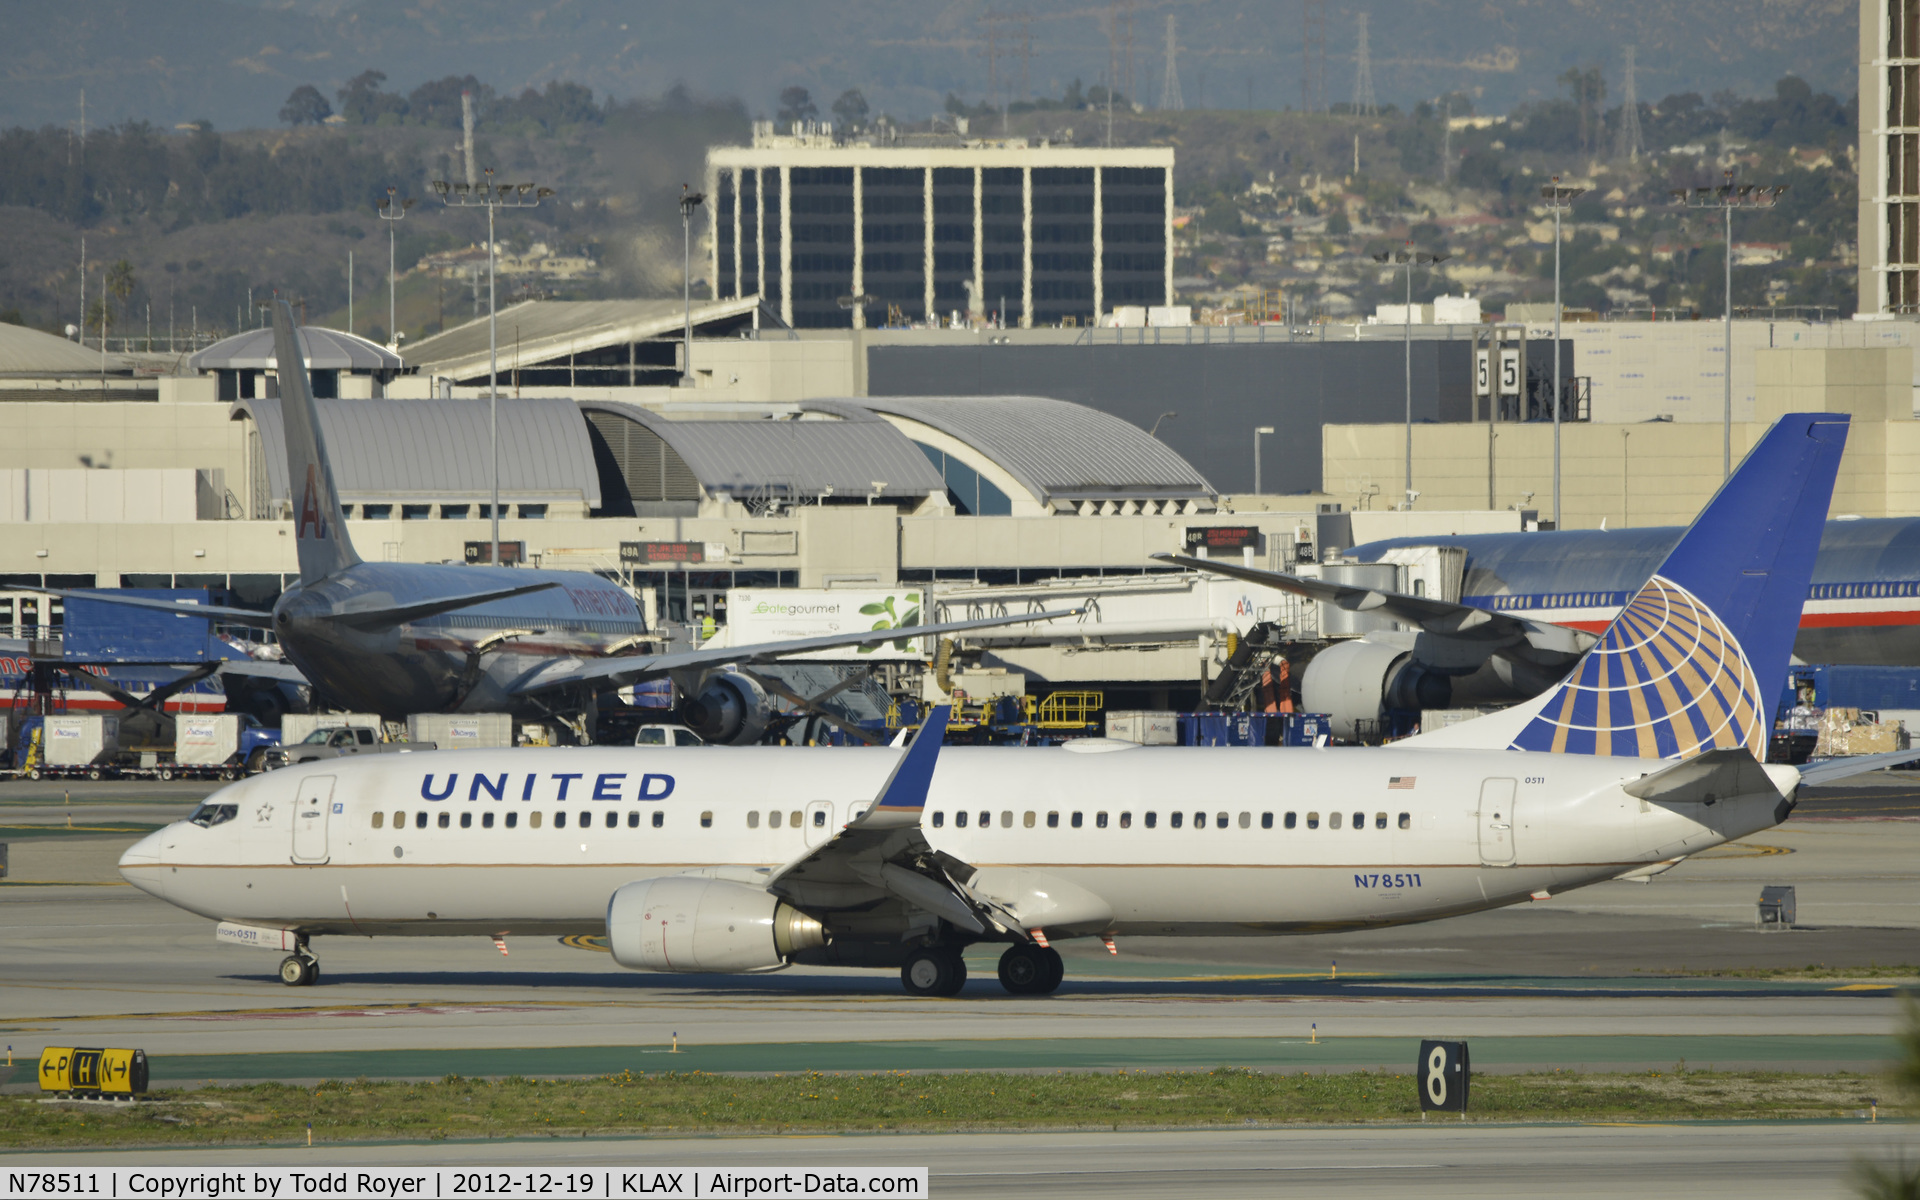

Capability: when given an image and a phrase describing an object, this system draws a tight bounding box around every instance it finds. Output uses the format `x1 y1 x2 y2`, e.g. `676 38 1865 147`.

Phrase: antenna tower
1160 13 1184 110
1352 13 1376 115
1301 0 1327 112
1616 45 1643 161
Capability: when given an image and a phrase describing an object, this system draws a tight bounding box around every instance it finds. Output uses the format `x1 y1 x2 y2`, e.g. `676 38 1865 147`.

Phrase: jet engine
606 876 826 972
1301 639 1453 741
680 672 773 745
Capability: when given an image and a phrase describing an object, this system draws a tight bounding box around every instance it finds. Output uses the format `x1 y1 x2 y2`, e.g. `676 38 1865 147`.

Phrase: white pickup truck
264 726 434 769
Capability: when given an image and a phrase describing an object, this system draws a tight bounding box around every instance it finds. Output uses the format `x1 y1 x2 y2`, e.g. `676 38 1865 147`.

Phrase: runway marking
1829 984 1896 991
0 881 131 888
1693 842 1793 859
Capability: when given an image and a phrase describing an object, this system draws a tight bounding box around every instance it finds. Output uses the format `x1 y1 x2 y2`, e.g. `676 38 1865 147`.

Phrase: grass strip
1633 965 1920 981
1 1068 1904 1149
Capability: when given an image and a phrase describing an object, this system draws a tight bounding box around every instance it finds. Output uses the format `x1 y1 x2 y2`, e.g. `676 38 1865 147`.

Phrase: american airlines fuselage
119 742 1794 945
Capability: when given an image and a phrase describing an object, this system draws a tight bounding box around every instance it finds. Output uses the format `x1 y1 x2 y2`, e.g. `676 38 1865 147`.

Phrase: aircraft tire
1039 947 1064 993
279 956 310 986
901 947 966 997
997 944 1051 994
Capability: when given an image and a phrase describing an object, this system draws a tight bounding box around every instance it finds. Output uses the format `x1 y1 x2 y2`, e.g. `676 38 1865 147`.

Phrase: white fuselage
117 743 1797 945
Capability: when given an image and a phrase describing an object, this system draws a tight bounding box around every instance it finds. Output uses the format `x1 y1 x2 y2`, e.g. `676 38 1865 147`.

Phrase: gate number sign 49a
1418 1039 1470 1112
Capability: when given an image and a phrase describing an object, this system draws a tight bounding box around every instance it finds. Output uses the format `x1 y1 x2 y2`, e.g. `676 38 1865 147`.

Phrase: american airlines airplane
118 412 1901 996
32 303 1072 743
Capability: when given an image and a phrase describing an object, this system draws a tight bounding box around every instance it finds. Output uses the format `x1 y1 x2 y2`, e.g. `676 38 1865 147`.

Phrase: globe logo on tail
1508 576 1766 759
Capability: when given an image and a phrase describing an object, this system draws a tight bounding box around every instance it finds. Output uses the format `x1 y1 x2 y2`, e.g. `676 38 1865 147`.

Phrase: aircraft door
804 801 834 848
291 776 336 864
1477 778 1517 866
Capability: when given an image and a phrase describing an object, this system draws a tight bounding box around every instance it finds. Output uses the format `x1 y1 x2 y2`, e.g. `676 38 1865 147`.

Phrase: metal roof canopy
813 395 1217 505
234 396 600 507
0 323 128 377
580 402 945 499
402 296 782 383
189 326 402 373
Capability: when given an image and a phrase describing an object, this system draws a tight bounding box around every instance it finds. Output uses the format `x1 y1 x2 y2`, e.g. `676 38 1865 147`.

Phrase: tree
1559 66 1606 154
777 86 817 126
279 85 333 127
337 70 406 125
831 88 869 130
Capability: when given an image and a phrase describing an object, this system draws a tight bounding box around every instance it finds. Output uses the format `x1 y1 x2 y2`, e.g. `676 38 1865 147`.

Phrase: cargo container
1104 711 1178 745
38 716 120 775
281 713 383 744
406 713 514 750
171 714 281 778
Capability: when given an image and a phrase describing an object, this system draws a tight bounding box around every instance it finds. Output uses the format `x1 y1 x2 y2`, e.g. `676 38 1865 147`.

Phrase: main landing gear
278 940 319 986
898 944 1066 997
997 944 1064 995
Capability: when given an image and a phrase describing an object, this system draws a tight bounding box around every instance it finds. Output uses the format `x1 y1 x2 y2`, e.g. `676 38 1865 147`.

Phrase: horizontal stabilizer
24 587 275 628
321 582 561 632
1796 750 1920 786
1622 748 1782 805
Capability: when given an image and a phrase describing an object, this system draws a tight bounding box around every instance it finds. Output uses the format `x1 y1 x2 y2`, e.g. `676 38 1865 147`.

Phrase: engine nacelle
680 672 773 745
1301 639 1452 741
606 876 825 973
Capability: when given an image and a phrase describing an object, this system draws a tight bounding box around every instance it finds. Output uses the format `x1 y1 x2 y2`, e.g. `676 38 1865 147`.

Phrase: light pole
1673 172 1787 480
1372 247 1449 509
431 170 555 566
1148 411 1177 438
1253 425 1274 494
679 184 706 387
1541 178 1585 530
376 187 415 352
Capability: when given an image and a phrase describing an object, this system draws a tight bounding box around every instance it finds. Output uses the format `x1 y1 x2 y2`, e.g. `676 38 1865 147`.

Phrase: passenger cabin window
956 811 969 828
1398 812 1411 829
1306 812 1320 829
506 812 519 829
1000 811 1012 828
1171 812 1184 829
371 811 385 829
652 812 664 828
1023 811 1036 828
1047 812 1060 828
1329 811 1343 830
1071 812 1084 828
1375 812 1388 829
813 810 827 828
415 812 428 829
628 812 640 828
977 810 989 828
932 812 945 828
392 810 405 828
1118 812 1131 829
1096 812 1109 828
1285 812 1297 829
606 812 619 829
1352 811 1364 830
530 812 543 829
1238 812 1251 829
459 812 471 829
1194 811 1206 830
701 812 713 828
1260 813 1273 830
791 811 803 828
749 811 761 829
770 811 783 829
555 812 568 829
1216 813 1229 829
483 812 494 828
1145 812 1157 828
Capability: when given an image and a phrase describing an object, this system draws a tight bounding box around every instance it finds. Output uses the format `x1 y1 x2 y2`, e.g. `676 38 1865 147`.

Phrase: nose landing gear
278 939 320 986
997 943 1064 995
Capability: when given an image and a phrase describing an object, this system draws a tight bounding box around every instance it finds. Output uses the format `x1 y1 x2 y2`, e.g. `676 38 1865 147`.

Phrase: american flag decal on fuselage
1508 575 1766 759
1387 776 1416 789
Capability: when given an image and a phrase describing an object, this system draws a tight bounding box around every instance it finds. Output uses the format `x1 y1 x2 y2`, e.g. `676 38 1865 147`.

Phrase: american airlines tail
272 300 361 585
1411 412 1851 759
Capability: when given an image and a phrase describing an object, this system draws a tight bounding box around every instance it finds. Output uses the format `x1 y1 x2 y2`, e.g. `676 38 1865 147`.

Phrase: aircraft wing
214 659 310 684
762 706 993 929
507 606 1083 697
1149 552 1594 660
320 581 561 631
23 587 276 628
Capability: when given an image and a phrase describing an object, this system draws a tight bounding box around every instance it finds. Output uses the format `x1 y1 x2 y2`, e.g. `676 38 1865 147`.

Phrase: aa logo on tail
1509 576 1766 759
298 464 329 541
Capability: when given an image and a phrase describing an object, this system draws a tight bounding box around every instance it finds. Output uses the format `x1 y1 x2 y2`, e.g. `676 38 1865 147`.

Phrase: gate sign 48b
1417 1039 1470 1112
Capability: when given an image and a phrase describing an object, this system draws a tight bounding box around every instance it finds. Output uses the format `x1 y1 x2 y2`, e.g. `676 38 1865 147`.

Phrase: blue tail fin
1505 413 1848 759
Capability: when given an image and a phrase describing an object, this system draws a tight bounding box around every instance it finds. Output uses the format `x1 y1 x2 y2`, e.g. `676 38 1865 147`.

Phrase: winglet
851 705 951 830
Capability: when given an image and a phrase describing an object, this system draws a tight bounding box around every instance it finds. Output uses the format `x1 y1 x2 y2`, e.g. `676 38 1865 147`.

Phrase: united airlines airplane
119 413 1895 997
32 302 1071 742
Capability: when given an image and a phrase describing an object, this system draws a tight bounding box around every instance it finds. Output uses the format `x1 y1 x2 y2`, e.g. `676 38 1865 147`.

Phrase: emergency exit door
804 801 834 848
291 776 335 864
1478 778 1517 866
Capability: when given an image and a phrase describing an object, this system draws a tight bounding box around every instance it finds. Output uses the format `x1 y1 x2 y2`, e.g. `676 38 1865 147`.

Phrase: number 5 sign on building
1418 1039 1470 1113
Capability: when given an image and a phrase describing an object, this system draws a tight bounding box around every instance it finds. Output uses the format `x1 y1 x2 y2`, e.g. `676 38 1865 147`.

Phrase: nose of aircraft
118 827 169 897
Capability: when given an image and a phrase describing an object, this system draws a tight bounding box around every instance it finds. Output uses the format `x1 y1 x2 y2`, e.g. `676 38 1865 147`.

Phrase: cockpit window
189 803 239 828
